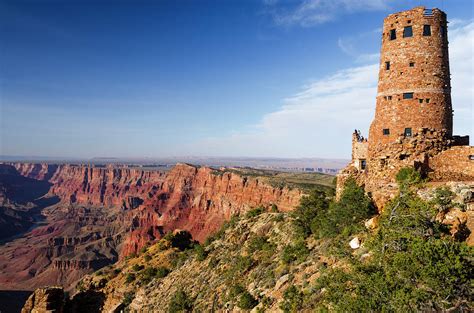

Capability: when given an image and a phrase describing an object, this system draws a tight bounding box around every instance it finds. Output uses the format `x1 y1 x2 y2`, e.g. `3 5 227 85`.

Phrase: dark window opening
400 154 408 160
469 155 474 161
360 159 367 170
407 20 411 24
409 62 415 67
390 29 396 40
423 25 431 36
404 128 412 137
426 98 430 103
385 61 390 70
388 96 392 100
383 129 390 135
403 26 413 38
419 99 423 103
403 92 414 99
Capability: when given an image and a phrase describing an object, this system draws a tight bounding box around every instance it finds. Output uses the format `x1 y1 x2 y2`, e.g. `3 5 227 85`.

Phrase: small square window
404 128 412 137
383 129 390 135
385 61 390 70
390 29 396 40
388 96 392 100
423 25 431 36
403 26 413 37
426 98 430 103
403 92 414 99
419 99 423 103
409 62 415 67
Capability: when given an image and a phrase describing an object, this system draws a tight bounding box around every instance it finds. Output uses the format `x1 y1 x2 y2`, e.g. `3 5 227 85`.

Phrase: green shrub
169 231 196 251
144 254 152 262
271 204 279 212
395 167 423 187
246 207 265 218
122 291 135 307
281 240 309 265
132 264 144 272
194 244 207 261
279 286 303 313
292 189 329 238
247 235 275 254
237 291 258 310
125 273 135 284
432 187 456 212
140 245 148 254
140 266 170 284
310 179 374 238
155 266 170 278
168 289 193 313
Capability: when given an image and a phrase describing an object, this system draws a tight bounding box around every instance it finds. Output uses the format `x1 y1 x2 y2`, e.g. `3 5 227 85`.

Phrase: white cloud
337 28 381 63
192 21 474 158
265 0 392 27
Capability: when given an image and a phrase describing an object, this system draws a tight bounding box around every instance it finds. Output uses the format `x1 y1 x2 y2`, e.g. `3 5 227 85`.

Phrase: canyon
0 162 308 294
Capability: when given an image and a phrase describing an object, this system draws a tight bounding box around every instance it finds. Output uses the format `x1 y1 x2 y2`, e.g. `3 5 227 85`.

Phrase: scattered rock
274 274 290 290
364 216 378 230
349 237 360 249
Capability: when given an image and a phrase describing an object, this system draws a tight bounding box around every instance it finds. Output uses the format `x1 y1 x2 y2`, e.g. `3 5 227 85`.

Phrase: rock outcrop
21 286 65 313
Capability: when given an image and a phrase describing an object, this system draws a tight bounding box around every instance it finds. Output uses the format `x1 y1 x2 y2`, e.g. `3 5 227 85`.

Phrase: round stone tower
368 6 452 154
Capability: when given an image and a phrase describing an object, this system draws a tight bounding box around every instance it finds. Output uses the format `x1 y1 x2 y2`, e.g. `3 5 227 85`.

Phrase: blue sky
1 0 473 158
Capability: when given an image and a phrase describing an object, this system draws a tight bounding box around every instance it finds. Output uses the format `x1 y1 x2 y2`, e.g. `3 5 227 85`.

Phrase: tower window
383 129 390 135
423 25 431 36
390 29 396 40
360 159 367 170
404 128 412 137
403 26 413 38
403 92 414 99
385 61 390 70
388 96 392 100
426 98 430 103
419 99 423 103
409 62 415 67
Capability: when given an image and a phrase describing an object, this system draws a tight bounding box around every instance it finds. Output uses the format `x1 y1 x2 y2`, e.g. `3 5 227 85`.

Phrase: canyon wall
0 163 303 291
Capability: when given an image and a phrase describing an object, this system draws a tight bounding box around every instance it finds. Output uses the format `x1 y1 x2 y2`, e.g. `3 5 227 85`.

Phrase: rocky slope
0 163 308 292
24 179 473 313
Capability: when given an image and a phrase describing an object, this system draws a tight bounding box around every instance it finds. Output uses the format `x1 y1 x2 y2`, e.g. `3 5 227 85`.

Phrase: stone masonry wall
429 146 474 181
368 6 452 155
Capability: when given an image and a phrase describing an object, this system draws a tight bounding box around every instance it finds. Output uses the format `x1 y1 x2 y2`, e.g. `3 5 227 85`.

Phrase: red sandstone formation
0 162 302 290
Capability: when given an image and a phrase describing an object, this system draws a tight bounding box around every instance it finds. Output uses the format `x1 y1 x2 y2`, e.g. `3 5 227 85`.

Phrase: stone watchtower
368 7 452 155
337 7 474 208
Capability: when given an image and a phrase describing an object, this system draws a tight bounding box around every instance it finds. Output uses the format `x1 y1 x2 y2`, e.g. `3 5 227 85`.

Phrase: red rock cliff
0 163 303 290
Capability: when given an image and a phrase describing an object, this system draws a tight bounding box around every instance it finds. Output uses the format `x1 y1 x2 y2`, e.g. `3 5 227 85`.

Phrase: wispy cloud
264 0 392 27
337 28 381 63
192 20 473 158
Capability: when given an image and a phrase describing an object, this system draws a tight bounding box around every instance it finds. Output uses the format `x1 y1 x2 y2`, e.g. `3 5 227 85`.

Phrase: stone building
337 6 474 208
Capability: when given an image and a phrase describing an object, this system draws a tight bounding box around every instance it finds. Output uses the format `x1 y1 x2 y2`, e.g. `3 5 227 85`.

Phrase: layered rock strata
0 163 303 291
